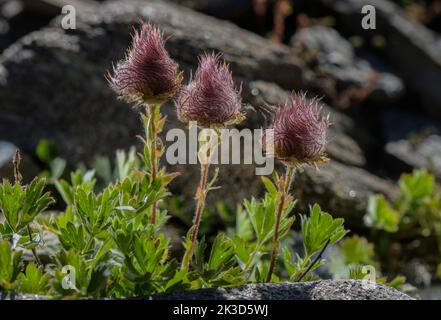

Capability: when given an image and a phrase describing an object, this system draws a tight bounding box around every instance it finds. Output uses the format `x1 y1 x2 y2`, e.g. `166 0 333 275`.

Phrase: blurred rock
385 135 441 179
419 285 441 300
403 259 432 288
21 0 99 16
291 26 404 106
381 109 441 179
0 140 39 182
183 0 253 22
151 280 412 300
295 161 398 229
0 0 24 51
316 0 441 118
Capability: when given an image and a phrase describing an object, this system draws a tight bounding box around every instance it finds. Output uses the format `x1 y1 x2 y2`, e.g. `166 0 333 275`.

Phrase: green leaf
0 178 53 233
208 234 235 271
328 235 376 280
0 241 22 290
49 158 66 180
301 204 347 257
261 176 277 194
234 205 253 241
232 235 253 266
164 269 190 292
18 263 50 294
36 139 58 163
399 170 434 200
365 195 400 232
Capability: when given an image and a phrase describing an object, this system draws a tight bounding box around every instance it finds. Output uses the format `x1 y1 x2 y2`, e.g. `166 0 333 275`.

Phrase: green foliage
365 195 400 232
0 178 53 255
282 205 347 282
301 204 347 257
0 178 53 235
192 234 244 287
399 170 434 202
92 148 139 186
0 124 352 299
328 235 375 279
367 170 441 251
18 264 50 294
244 194 295 246
36 139 58 163
54 170 96 206
0 241 22 290
52 248 111 297
231 179 297 281
361 170 441 287
339 235 375 265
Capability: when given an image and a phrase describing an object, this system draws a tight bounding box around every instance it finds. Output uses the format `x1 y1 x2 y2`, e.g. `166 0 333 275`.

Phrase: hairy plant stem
266 165 295 282
14 149 41 265
147 104 160 225
181 131 218 270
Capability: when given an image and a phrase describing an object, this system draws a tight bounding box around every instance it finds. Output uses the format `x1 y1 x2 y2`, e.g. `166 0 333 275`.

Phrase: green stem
181 160 210 270
82 235 94 254
266 165 295 282
149 105 159 225
181 131 218 270
27 225 42 266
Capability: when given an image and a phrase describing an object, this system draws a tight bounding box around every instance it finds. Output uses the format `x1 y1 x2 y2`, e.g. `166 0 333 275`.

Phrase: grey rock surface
385 135 441 179
0 0 24 51
1 280 413 300
0 291 49 300
316 0 441 118
291 26 404 105
295 162 398 229
151 280 413 300
381 109 441 179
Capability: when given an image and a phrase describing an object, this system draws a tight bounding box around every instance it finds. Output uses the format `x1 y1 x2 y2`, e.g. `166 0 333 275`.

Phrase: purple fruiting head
264 93 329 168
109 22 182 105
175 53 244 128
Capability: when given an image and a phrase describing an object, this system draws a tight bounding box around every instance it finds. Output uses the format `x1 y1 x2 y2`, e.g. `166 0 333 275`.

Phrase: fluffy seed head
109 22 182 105
264 93 329 168
175 53 244 128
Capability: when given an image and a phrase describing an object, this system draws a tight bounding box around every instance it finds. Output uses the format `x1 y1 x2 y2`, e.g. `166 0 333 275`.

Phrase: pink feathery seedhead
109 22 183 105
175 53 244 128
264 93 329 168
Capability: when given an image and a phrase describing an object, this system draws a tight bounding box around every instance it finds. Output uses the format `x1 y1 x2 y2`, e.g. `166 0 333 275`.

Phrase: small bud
264 93 329 168
109 22 182 105
175 53 244 128
12 149 22 184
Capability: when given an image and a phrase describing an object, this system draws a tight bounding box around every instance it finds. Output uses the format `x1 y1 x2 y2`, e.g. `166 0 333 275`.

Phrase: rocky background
0 0 440 298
